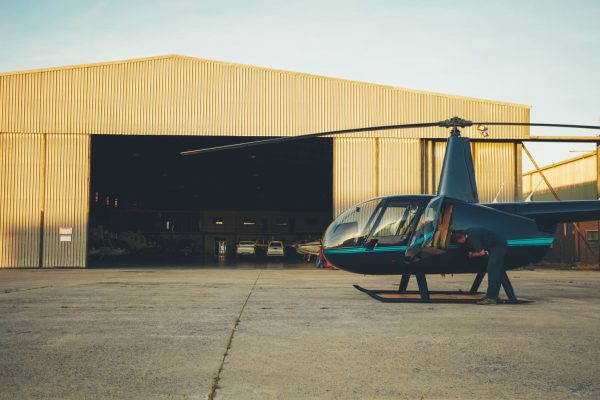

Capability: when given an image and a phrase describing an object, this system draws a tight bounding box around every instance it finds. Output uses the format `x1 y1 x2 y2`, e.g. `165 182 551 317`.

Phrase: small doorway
214 239 228 256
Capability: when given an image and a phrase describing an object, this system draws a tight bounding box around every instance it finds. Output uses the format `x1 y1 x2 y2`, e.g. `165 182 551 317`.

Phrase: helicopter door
405 195 447 259
423 200 453 256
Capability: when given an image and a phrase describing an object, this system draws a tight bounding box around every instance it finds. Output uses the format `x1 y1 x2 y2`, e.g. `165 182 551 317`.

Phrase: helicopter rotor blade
180 118 600 156
180 122 441 156
473 122 600 130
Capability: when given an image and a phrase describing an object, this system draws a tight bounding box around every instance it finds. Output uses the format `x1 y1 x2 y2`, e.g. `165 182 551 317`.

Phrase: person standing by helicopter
451 228 507 305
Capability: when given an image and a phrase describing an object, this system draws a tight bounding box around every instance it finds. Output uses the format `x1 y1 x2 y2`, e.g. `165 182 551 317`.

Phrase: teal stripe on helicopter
324 237 553 254
324 245 408 254
507 237 554 246
446 237 554 248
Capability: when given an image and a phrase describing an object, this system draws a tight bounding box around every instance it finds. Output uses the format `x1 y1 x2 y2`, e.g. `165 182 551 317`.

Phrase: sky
1 0 598 170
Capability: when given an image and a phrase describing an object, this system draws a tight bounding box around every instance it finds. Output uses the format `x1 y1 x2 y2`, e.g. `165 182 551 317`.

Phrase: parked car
236 241 257 257
267 241 285 257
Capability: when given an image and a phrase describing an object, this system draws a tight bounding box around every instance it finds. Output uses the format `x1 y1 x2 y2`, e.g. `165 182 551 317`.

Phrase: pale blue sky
1 0 599 169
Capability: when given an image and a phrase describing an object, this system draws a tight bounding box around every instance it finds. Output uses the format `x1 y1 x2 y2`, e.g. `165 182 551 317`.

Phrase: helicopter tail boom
487 200 600 225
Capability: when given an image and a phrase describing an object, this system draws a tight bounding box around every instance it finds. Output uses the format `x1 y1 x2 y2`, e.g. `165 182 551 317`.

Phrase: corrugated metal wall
523 152 597 201
0 55 530 139
333 138 377 217
333 138 422 216
333 138 521 215
379 139 421 197
0 133 90 268
432 141 447 194
473 142 517 203
0 134 43 268
333 138 519 215
430 142 518 203
42 134 90 267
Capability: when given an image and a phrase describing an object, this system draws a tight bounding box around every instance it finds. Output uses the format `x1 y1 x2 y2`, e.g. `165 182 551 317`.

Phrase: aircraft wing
295 241 321 256
486 200 600 224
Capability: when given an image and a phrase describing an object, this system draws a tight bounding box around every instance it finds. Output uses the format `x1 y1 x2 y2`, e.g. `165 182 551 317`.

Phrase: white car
266 241 285 256
236 241 256 257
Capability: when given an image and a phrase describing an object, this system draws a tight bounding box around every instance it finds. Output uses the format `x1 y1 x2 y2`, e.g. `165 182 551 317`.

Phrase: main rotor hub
438 117 473 137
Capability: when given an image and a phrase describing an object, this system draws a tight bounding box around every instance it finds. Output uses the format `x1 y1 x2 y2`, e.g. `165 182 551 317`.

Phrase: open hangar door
89 135 333 265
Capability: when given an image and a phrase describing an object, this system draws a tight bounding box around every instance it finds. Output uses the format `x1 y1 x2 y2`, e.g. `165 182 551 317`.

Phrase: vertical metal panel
42 134 90 267
0 55 530 139
333 138 376 217
432 141 447 193
420 140 431 194
473 142 516 203
0 134 42 268
523 153 597 201
597 145 600 199
378 139 421 196
515 144 523 201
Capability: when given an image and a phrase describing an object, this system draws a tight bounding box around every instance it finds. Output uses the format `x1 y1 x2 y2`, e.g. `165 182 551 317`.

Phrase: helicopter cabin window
432 202 453 250
413 197 442 241
324 199 382 248
371 202 421 245
408 197 453 251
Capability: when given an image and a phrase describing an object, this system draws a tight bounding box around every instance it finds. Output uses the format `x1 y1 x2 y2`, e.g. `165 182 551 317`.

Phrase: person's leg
486 245 507 299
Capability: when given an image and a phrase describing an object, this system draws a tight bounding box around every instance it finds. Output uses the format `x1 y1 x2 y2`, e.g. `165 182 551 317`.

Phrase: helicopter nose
323 248 410 275
321 249 372 274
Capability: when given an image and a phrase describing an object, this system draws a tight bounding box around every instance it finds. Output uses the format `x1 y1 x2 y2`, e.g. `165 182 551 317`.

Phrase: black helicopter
181 117 600 303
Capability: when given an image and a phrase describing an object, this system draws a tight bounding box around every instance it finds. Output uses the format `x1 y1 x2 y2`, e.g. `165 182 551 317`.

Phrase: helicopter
181 117 600 303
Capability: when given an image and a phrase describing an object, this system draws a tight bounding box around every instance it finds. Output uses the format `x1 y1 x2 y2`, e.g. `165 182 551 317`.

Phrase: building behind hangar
523 151 599 265
0 54 530 268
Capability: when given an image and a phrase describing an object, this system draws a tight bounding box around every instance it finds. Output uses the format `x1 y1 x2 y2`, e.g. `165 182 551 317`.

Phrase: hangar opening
89 136 333 265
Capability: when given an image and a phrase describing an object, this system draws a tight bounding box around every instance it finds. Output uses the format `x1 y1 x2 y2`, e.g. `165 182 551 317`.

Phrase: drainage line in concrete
208 271 261 400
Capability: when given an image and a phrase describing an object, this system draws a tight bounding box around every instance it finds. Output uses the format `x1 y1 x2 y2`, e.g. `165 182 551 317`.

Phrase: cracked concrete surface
0 267 599 399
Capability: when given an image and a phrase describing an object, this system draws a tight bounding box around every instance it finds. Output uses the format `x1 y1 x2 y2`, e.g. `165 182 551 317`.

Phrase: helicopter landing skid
354 272 532 304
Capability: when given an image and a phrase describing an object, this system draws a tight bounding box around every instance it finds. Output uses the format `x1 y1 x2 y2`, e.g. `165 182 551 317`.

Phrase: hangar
0 54 530 268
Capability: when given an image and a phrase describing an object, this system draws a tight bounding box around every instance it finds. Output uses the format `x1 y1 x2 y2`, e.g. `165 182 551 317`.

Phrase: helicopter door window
432 203 453 249
409 196 442 247
323 199 383 248
371 203 421 245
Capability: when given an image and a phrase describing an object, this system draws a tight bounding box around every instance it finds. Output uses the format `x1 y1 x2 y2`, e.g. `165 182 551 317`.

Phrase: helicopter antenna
492 183 505 203
524 179 544 202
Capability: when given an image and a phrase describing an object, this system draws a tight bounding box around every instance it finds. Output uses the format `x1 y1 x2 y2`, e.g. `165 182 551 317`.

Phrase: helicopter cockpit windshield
323 197 426 250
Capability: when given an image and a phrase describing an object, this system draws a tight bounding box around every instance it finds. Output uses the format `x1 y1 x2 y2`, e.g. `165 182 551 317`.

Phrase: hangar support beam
522 143 594 254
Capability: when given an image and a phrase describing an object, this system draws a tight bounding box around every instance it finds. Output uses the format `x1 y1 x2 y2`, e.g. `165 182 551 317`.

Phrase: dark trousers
486 243 507 299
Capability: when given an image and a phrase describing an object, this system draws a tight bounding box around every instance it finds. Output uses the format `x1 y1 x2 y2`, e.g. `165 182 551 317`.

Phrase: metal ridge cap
0 54 531 109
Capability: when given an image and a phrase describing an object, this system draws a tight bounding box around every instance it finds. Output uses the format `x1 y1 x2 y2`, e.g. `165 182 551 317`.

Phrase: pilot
451 228 507 305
